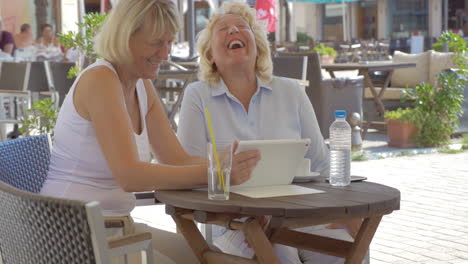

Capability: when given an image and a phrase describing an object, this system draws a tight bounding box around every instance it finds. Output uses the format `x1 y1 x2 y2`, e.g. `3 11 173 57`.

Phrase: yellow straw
205 108 227 193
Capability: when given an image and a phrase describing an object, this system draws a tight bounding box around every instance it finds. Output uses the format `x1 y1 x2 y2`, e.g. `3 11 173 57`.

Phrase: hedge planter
387 119 418 148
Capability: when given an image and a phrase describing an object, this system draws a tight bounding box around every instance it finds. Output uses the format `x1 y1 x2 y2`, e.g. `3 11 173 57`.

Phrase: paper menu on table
230 185 324 198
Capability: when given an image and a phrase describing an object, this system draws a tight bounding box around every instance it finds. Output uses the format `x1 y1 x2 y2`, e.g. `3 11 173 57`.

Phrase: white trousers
213 224 353 264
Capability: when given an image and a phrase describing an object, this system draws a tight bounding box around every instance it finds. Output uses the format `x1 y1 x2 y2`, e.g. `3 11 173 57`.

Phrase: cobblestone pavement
352 152 468 264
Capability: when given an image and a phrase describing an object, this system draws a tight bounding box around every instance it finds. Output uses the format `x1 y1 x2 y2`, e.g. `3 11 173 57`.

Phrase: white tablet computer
232 139 310 189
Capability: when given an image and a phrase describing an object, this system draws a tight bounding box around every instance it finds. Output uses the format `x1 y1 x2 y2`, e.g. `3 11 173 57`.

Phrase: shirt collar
210 76 273 97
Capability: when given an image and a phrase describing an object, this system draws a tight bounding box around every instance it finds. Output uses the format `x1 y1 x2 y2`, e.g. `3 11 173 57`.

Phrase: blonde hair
94 0 180 65
197 1 272 85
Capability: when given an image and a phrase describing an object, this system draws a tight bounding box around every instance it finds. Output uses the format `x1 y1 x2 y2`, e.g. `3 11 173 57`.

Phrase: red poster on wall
255 0 276 32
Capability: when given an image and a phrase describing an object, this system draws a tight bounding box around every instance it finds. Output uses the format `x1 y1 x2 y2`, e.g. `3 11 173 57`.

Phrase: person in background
35 23 63 61
177 2 360 264
0 17 15 55
15 23 34 48
39 0 260 263
35 23 60 48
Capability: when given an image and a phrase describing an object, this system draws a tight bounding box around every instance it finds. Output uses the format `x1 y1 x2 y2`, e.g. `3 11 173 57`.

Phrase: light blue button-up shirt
177 76 330 176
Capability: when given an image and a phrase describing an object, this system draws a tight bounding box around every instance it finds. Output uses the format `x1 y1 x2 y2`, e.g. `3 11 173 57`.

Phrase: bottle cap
335 110 347 118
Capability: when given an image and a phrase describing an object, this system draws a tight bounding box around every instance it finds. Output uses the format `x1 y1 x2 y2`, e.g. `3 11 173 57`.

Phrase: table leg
171 214 210 264
360 70 387 138
327 70 336 78
269 214 385 264
169 208 259 264
345 216 382 264
362 71 386 115
378 70 394 99
242 218 281 264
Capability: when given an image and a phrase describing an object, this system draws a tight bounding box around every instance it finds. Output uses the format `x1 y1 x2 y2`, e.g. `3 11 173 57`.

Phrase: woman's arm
77 68 208 192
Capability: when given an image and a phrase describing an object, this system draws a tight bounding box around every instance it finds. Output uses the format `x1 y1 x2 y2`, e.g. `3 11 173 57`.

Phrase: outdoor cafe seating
0 132 388 264
0 55 404 264
272 52 364 139
154 61 198 131
0 134 199 263
0 135 156 263
0 61 74 141
0 181 154 264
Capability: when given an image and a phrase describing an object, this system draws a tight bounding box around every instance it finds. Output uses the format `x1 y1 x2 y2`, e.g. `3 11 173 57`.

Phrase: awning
287 0 360 3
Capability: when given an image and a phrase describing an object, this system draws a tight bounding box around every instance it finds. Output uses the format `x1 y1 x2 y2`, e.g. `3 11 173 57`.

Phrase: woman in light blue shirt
177 2 360 264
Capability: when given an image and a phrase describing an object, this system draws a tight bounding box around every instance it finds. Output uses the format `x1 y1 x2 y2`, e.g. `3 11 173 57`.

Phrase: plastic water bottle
329 110 351 186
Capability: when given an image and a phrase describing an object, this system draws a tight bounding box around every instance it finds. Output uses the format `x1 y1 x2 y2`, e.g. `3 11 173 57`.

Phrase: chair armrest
108 232 153 259
108 232 152 249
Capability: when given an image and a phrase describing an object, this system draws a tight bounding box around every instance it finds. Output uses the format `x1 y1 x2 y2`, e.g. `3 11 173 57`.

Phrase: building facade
293 0 468 42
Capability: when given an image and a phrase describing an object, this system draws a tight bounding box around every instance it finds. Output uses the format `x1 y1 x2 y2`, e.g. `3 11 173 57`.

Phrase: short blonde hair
197 2 272 86
94 0 180 65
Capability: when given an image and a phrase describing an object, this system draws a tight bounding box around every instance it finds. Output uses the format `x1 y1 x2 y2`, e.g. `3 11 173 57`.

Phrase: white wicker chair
0 135 153 263
0 182 153 264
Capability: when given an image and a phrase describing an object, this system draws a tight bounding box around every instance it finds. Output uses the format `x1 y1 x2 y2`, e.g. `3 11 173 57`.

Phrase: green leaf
58 12 107 77
312 43 337 57
19 98 58 139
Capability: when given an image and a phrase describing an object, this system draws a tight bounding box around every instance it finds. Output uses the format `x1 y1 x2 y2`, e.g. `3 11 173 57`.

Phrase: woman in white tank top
40 0 261 263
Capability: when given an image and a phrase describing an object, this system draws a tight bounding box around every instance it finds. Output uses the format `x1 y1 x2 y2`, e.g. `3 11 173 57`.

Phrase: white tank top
41 59 151 216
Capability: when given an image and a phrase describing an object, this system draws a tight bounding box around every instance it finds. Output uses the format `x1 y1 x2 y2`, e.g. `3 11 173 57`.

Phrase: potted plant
313 43 337 64
59 12 106 78
385 108 418 148
384 31 467 148
296 32 314 51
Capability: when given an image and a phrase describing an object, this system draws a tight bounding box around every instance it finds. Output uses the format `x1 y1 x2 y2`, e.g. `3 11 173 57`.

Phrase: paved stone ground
352 151 468 264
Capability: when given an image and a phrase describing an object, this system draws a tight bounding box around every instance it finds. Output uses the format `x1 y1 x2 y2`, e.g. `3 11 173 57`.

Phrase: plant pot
386 119 418 148
320 55 335 64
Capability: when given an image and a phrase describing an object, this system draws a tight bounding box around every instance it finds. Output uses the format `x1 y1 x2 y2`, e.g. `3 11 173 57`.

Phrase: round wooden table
156 181 400 264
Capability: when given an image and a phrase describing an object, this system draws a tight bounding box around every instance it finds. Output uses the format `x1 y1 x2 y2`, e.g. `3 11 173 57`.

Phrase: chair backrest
27 61 53 92
156 63 198 131
0 182 110 264
272 55 308 81
271 52 322 111
0 62 31 91
0 135 51 193
49 62 75 106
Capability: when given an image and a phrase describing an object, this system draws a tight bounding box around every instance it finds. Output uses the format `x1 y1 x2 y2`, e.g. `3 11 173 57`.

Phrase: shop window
390 0 428 39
